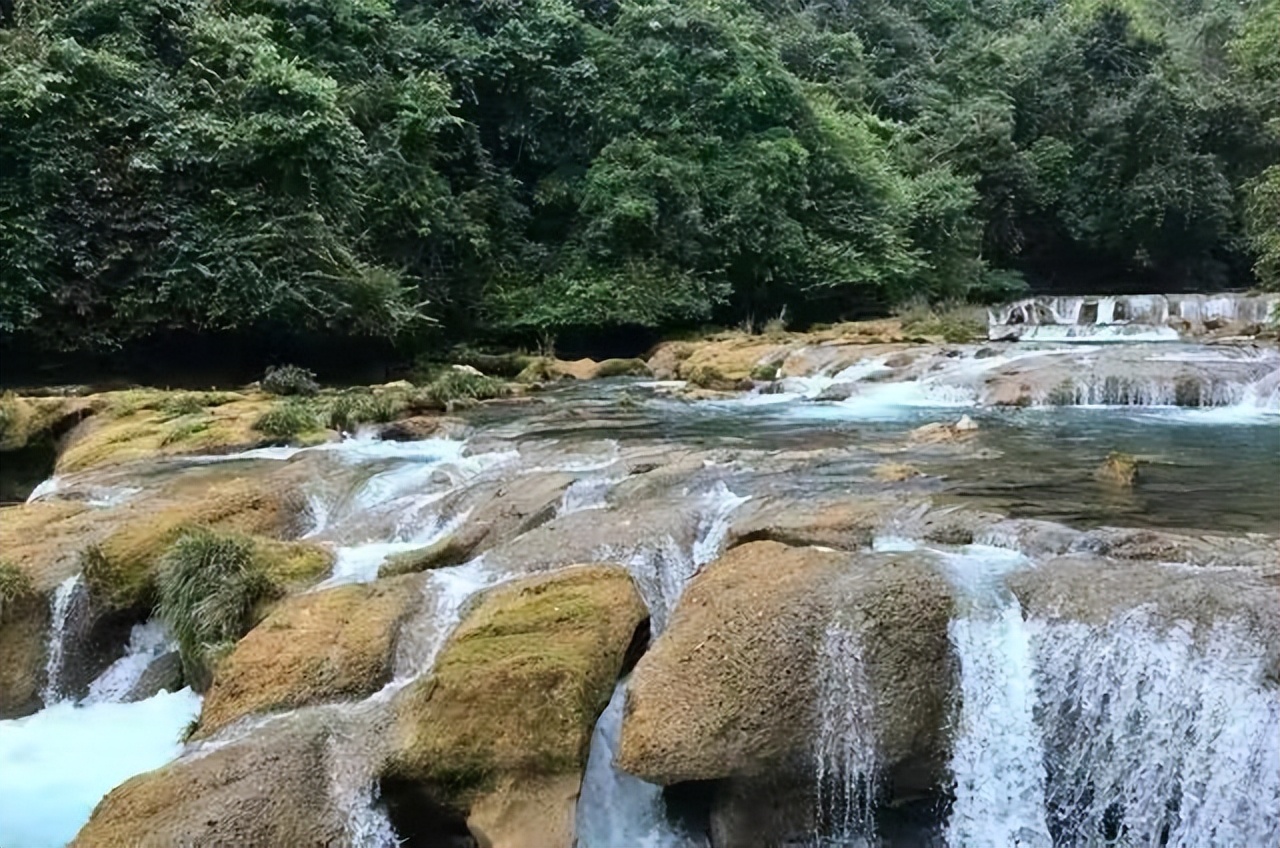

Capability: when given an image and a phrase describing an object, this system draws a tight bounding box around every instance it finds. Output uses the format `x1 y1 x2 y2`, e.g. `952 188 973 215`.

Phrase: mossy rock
1096 451 1139 487
55 393 294 473
195 576 419 737
0 393 97 453
81 480 314 614
593 358 652 379
71 714 349 847
384 565 647 842
378 534 476 579
0 560 50 718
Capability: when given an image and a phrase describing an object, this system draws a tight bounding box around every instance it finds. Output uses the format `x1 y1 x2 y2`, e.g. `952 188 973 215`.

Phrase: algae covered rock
71 714 348 848
0 559 50 717
383 565 648 848
196 575 420 737
617 541 955 796
81 478 314 616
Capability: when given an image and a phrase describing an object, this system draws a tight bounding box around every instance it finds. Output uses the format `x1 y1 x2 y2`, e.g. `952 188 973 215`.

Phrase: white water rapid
1031 612 1280 847
940 546 1052 848
0 614 199 848
813 623 880 845
576 681 706 848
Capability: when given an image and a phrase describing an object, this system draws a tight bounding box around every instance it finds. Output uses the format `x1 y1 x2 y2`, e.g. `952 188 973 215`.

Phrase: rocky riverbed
1 311 1277 847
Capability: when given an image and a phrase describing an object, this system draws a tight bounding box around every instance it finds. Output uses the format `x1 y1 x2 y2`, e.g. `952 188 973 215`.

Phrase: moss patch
386 565 647 808
196 576 417 736
80 479 310 614
56 393 285 473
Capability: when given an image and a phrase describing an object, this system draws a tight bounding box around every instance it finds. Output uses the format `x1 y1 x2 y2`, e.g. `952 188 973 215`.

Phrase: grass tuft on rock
422 370 508 406
253 401 319 439
261 365 320 397
156 528 281 690
0 559 34 622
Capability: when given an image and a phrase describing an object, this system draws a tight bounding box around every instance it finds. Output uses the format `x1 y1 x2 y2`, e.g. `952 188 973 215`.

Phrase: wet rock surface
618 542 955 795
384 566 648 848
0 334 1275 848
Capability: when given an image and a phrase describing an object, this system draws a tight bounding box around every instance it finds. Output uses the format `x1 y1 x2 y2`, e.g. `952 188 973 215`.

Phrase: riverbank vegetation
2 0 1277 356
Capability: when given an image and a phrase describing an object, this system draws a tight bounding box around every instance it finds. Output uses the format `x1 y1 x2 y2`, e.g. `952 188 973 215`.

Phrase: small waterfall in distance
40 575 82 705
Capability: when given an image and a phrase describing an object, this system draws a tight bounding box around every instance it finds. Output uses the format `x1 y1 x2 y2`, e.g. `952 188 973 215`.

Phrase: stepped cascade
1 302 1276 847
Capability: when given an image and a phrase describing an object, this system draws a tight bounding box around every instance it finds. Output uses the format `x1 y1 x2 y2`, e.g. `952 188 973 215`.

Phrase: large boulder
1009 554 1280 653
81 477 317 616
617 541 955 800
71 714 350 847
195 575 422 737
383 565 648 848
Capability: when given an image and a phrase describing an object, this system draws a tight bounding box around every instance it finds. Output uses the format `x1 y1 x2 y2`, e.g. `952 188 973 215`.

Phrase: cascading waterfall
84 620 172 704
576 681 706 848
333 557 503 844
1030 611 1280 847
939 547 1052 848
988 293 1280 342
576 483 746 847
40 574 81 705
614 481 748 633
812 623 880 846
1 612 199 848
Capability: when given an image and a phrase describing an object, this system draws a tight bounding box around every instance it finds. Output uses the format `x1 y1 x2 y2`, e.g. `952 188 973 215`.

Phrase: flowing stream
3 329 1278 846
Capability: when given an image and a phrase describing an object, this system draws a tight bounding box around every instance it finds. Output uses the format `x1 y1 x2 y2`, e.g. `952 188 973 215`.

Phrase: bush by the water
253 402 319 439
422 370 508 406
897 301 987 343
156 529 279 690
3 0 1275 352
261 366 320 397
325 392 409 431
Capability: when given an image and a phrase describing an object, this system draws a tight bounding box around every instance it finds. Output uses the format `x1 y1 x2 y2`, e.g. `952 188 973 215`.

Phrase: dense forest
1 0 1278 354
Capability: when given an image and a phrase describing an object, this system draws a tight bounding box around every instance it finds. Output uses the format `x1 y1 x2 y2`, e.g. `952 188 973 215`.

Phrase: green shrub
159 392 236 419
156 529 280 690
514 357 558 383
897 300 986 343
261 365 319 397
595 358 651 378
253 401 319 439
0 560 33 621
362 393 406 423
750 363 780 382
325 394 362 432
423 370 508 406
158 394 207 419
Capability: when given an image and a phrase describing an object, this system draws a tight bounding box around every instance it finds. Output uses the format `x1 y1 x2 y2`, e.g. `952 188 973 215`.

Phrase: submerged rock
383 565 648 848
194 576 421 738
1095 451 1139 486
